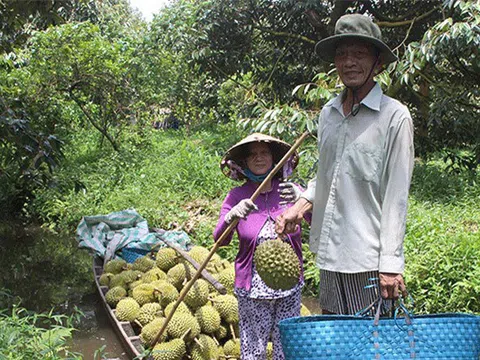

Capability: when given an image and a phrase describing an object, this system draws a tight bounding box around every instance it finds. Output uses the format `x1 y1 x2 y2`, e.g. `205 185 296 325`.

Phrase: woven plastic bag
279 298 480 359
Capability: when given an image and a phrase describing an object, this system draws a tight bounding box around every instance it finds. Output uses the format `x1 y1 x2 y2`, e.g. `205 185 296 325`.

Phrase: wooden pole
149 131 310 349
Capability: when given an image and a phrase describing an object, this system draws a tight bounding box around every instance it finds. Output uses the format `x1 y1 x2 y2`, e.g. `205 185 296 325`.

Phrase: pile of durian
100 245 311 360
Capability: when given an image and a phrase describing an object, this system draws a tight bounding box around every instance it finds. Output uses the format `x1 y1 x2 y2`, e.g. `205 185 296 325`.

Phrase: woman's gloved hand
278 181 303 205
225 199 258 224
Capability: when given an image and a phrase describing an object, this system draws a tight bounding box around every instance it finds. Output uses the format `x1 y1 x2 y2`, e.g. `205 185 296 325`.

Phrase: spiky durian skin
187 245 210 264
150 280 179 308
142 267 168 283
115 297 140 322
105 286 127 308
195 304 221 334
132 283 158 306
151 338 186 360
137 302 163 326
166 312 201 343
155 248 179 271
104 258 127 274
254 239 300 290
164 301 191 317
212 294 239 324
140 317 167 346
184 278 209 310
99 272 114 287
217 267 235 294
190 334 220 360
223 339 241 357
167 262 195 290
132 255 156 272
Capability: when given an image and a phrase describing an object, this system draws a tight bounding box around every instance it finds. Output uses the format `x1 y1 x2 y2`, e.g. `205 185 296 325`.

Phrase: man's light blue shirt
302 83 414 274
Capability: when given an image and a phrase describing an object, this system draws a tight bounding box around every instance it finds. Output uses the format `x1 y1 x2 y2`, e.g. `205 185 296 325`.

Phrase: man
276 14 414 315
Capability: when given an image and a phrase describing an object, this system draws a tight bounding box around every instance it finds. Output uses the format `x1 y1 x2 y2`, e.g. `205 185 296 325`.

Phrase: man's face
334 40 381 89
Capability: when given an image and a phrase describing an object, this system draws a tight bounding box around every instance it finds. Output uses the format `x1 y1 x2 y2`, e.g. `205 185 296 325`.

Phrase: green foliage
404 159 480 314
0 298 83 359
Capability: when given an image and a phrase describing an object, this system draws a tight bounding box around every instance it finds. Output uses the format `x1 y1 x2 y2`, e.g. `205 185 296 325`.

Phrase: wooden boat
93 235 226 359
93 255 148 359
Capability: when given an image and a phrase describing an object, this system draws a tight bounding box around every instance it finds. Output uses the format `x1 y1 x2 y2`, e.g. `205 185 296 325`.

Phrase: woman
213 133 310 360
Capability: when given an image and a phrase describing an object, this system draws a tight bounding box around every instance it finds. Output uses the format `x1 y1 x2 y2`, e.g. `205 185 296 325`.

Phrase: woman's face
245 142 273 175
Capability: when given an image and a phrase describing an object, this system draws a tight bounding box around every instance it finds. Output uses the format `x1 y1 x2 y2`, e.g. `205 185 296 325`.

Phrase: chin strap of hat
348 53 380 117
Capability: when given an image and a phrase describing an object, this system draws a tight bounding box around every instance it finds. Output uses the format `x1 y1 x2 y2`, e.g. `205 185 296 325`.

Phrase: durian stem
229 324 236 340
193 337 204 349
180 328 191 341
134 320 143 328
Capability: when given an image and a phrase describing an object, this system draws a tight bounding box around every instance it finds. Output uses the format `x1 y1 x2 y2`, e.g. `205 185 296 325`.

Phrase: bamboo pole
149 131 310 350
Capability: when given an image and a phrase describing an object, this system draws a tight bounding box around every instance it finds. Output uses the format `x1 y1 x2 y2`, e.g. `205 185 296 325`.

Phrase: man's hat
315 14 397 65
220 133 298 181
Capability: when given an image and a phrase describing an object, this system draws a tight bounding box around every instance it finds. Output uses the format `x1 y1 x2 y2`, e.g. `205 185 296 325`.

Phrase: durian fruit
223 338 241 358
166 312 201 343
142 267 168 283
216 267 235 294
167 262 194 290
110 269 142 289
140 317 167 346
104 258 127 274
156 247 179 271
190 334 220 360
151 338 186 360
266 342 274 360
150 280 179 308
105 286 127 308
132 255 156 272
254 238 300 290
300 303 311 316
115 297 140 322
164 301 191 317
99 272 114 287
195 304 221 334
137 302 163 326
214 323 228 340
187 245 210 264
184 279 210 310
132 283 159 306
211 294 239 324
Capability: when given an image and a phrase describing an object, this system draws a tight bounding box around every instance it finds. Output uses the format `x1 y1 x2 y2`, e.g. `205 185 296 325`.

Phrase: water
69 295 130 360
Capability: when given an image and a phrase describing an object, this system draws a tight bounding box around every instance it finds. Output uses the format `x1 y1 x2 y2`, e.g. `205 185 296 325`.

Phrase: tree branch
69 91 119 152
376 7 440 27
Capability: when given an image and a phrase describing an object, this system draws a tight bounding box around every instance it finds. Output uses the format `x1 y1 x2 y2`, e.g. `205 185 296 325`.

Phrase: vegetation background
0 0 478 358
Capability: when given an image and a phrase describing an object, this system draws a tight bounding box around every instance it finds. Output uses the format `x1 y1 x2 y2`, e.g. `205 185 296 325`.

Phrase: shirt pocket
344 142 382 182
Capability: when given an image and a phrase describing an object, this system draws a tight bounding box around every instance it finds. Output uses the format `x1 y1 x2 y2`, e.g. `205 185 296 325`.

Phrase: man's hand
275 197 312 234
379 273 407 300
224 199 258 224
278 182 303 205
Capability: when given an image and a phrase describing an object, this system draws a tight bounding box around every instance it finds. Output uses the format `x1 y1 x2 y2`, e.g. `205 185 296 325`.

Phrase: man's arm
275 197 313 234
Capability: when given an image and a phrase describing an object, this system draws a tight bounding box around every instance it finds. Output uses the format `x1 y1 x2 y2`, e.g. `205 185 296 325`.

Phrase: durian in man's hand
254 237 300 290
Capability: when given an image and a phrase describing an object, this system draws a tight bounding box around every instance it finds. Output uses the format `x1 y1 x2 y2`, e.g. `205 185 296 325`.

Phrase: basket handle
374 297 413 327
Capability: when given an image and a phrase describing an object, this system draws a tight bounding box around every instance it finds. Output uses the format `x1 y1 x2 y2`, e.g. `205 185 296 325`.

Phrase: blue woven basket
279 311 480 359
121 247 150 263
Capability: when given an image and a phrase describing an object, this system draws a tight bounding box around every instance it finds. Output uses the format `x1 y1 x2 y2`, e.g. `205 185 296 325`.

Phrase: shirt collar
330 82 383 114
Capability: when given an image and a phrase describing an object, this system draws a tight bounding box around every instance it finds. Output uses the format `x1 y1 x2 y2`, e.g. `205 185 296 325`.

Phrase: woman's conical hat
220 133 298 181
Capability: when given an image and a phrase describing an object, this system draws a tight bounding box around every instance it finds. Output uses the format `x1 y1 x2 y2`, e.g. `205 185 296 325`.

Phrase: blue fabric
279 312 480 359
243 165 274 182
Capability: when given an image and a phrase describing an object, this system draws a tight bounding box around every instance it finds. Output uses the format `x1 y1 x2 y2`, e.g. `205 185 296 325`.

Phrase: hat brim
315 34 398 65
221 134 298 181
